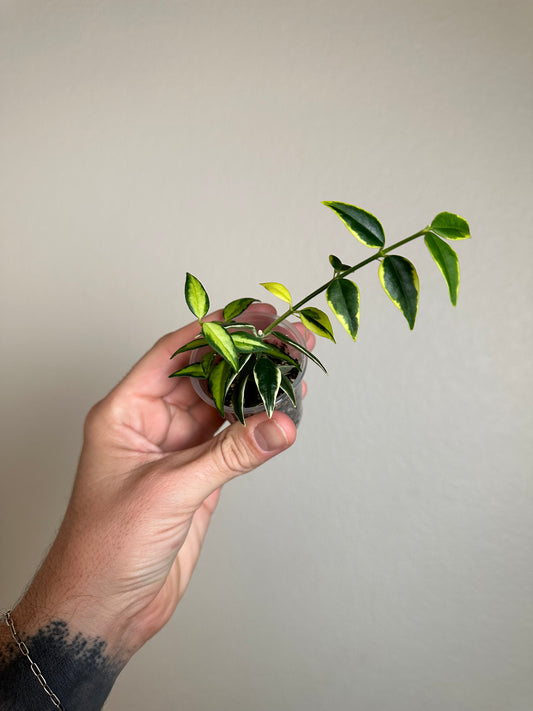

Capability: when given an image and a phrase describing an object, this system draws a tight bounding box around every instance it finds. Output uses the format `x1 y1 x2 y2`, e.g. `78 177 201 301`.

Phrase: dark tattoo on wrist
0 620 124 711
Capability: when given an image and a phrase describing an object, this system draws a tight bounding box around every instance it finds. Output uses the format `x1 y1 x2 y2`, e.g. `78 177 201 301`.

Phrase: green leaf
261 343 300 368
231 371 250 425
229 356 255 424
323 201 385 249
430 212 470 240
278 364 294 375
272 330 328 374
424 233 460 306
279 374 297 408
231 331 271 354
201 352 216 377
326 278 360 341
223 297 258 322
169 362 206 378
253 357 282 418
208 359 233 417
329 254 351 271
201 322 239 371
185 273 210 320
260 282 292 305
378 255 419 330
170 337 208 358
231 331 299 366
236 353 252 374
299 307 336 342
329 254 342 270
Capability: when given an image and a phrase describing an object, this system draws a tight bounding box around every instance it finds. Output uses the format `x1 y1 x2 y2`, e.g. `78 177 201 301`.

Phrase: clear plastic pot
190 311 307 427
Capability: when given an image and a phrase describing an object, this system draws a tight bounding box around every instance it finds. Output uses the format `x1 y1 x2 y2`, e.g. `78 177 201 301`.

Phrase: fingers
168 412 296 508
114 302 278 399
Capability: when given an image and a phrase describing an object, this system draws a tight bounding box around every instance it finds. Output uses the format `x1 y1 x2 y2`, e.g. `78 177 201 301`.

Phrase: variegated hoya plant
169 202 471 424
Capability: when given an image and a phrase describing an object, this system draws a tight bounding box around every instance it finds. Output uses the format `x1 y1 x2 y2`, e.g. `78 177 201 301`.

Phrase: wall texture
1 1 532 709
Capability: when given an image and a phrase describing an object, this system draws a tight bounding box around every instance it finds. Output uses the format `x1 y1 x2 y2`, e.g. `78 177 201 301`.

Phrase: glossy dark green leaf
326 278 360 341
208 359 232 417
329 254 352 272
424 233 460 306
299 307 336 342
236 353 252 374
253 357 282 418
323 201 385 249
279 374 297 408
169 362 206 378
201 322 239 371
260 282 292 304
223 297 258 322
231 371 250 425
378 255 419 330
185 273 210 320
430 212 470 240
170 337 208 358
329 254 343 270
271 330 328 374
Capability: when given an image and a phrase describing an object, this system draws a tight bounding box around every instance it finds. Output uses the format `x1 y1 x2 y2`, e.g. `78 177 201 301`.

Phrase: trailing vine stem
174 204 470 424
262 227 429 335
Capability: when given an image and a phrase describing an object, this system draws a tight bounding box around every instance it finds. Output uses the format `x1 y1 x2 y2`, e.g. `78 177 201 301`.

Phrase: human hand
14 303 313 664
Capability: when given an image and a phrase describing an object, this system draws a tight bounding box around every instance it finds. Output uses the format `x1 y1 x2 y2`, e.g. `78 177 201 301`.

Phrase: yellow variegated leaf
260 282 292 305
299 307 335 342
185 273 209 319
201 322 239 371
378 255 419 329
326 278 360 341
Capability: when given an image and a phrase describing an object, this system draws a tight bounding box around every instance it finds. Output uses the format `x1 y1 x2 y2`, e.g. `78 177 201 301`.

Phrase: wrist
19 504 155 658
1 600 127 711
13 552 138 662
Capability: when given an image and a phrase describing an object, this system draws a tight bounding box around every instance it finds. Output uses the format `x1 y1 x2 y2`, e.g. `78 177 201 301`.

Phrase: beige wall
1 1 532 709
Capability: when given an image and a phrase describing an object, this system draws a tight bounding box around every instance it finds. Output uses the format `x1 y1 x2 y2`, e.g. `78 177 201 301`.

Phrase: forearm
0 543 132 711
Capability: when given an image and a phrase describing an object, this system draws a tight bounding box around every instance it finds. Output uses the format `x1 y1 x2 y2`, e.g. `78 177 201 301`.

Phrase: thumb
174 412 297 508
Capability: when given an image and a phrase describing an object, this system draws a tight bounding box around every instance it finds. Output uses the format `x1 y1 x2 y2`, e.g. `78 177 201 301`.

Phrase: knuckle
83 400 104 435
83 393 122 437
215 429 256 476
154 331 174 349
149 330 185 361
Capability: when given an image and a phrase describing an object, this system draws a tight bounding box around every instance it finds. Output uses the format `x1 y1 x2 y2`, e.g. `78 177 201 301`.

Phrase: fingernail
253 419 289 452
